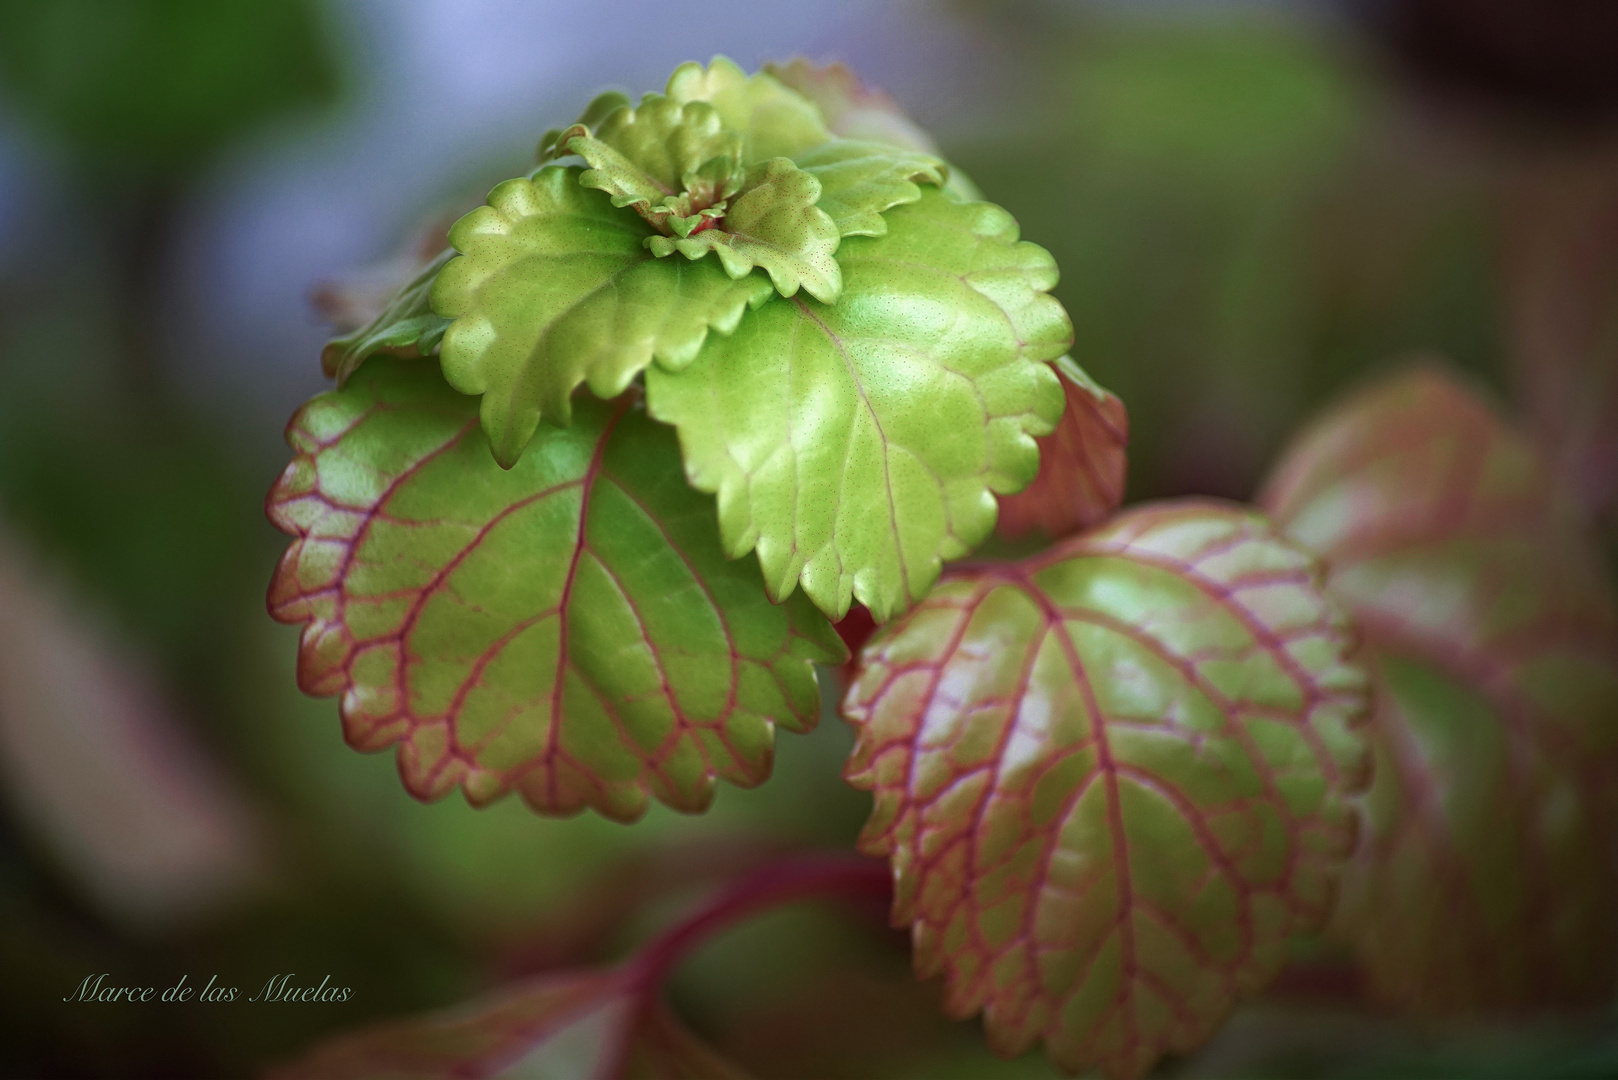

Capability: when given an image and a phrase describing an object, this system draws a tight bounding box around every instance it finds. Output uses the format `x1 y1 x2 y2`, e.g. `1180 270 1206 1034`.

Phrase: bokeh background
1 1 1615 1076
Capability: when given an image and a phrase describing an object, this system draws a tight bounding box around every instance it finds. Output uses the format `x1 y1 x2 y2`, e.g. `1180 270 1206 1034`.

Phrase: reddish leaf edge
264 374 846 823
274 853 891 1080
841 497 1373 1079
996 356 1130 543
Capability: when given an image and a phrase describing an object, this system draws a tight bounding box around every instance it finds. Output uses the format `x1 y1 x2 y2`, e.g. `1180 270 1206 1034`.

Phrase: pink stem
624 853 892 996
578 853 890 1080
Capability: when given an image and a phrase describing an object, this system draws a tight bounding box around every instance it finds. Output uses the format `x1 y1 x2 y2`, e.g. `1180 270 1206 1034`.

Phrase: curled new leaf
273 968 747 1080
319 251 452 385
267 359 843 822
431 165 771 467
1261 365 1618 1016
997 355 1129 541
564 95 742 213
645 156 843 303
647 189 1071 622
316 210 458 383
843 502 1370 1079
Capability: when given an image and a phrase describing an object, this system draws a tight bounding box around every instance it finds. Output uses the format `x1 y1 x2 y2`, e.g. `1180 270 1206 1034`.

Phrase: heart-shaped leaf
793 138 949 238
646 157 842 303
842 502 1370 1079
647 189 1071 623
430 165 772 467
272 968 747 1080
1261 365 1618 1016
267 358 843 822
997 355 1129 541
665 55 829 164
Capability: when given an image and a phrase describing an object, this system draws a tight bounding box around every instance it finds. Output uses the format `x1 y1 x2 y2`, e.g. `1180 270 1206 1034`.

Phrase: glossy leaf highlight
648 189 1071 622
431 166 771 467
1262 365 1618 1016
843 502 1370 1079
267 359 843 822
997 355 1129 541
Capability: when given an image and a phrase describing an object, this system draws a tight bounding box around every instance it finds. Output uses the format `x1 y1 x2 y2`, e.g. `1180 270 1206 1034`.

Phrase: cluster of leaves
274 55 1070 825
269 57 1618 1080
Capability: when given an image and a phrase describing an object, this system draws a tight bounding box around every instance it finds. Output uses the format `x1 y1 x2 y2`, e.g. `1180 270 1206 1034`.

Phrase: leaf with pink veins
842 501 1370 1079
267 358 844 823
1261 363 1618 1016
997 356 1129 542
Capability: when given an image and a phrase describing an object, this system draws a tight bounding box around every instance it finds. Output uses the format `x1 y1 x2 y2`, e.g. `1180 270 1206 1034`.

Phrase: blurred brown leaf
0 526 263 931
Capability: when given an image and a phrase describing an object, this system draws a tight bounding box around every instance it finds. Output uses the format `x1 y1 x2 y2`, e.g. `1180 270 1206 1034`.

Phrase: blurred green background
0 1 1614 1076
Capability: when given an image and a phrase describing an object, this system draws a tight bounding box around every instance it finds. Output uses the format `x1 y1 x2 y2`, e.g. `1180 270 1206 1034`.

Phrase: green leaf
665 55 829 163
766 58 984 203
842 501 1371 1080
271 968 749 1079
1261 365 1618 1016
320 249 452 384
267 359 843 822
997 355 1130 541
539 89 633 159
646 157 843 303
792 139 948 238
647 189 1071 622
431 166 773 467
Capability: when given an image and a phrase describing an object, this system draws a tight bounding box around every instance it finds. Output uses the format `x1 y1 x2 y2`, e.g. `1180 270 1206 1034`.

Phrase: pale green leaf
647 189 1072 622
539 89 633 159
665 55 829 163
793 139 948 238
765 58 983 202
430 165 772 467
562 94 743 214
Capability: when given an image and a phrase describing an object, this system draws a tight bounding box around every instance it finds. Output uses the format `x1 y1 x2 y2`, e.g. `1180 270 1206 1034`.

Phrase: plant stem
624 853 892 996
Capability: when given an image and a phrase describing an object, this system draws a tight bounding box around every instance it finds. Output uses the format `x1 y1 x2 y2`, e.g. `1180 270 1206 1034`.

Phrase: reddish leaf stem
624 853 892 996
587 854 890 1079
